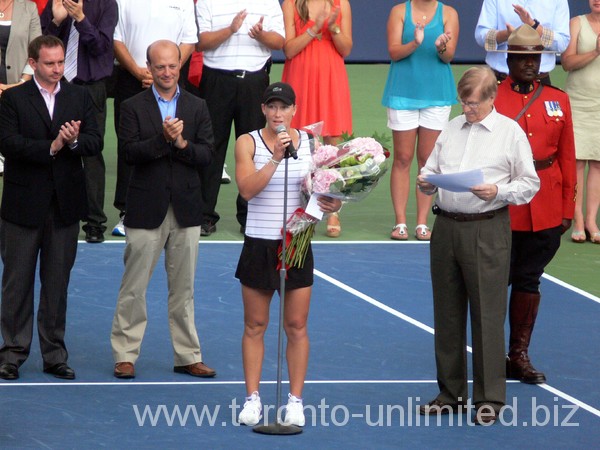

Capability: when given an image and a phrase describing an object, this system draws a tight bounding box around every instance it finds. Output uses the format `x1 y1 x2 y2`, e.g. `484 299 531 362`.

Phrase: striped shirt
196 0 284 71
246 129 312 240
421 108 540 213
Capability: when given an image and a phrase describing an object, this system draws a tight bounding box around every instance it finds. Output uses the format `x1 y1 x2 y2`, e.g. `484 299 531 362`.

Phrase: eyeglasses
458 99 481 109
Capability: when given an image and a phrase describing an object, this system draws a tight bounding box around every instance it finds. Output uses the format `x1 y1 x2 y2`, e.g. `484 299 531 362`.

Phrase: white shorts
387 106 451 131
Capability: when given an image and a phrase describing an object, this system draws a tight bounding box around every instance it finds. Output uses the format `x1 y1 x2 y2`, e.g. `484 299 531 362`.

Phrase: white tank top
245 129 312 240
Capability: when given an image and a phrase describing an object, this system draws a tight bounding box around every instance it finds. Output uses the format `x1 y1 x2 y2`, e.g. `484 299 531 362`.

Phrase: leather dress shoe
114 362 135 379
85 226 105 243
200 223 216 237
474 404 499 425
419 398 466 415
44 363 75 380
173 362 216 378
0 363 19 380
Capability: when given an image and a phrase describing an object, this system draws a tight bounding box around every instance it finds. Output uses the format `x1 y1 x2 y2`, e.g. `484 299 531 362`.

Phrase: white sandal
415 224 431 241
391 223 408 241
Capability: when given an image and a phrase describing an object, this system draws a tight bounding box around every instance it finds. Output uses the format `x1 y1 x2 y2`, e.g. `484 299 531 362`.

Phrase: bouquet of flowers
305 136 389 201
279 123 390 270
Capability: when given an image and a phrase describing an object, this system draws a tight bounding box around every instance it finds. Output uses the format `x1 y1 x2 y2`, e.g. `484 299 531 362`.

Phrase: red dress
282 0 352 137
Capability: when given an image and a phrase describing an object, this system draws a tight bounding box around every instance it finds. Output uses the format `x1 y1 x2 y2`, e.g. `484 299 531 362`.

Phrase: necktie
63 22 79 82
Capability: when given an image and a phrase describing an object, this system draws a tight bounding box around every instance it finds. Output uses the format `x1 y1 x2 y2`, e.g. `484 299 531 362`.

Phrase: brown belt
432 205 508 222
534 155 555 171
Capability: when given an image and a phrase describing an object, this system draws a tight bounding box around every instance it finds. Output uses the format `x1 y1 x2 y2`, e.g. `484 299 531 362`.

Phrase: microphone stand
253 149 302 436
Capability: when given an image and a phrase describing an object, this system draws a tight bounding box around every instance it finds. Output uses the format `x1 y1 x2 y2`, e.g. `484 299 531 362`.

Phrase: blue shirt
152 84 180 121
474 0 570 74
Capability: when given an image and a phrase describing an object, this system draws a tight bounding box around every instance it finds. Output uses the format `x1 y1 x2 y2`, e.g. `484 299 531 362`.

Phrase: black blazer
0 80 102 227
119 88 214 229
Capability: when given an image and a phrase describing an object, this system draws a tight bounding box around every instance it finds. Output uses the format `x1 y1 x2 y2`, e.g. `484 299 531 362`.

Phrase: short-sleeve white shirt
196 0 284 71
114 0 198 67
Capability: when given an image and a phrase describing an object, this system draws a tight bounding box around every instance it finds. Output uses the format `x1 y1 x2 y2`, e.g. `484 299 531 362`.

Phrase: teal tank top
381 1 457 110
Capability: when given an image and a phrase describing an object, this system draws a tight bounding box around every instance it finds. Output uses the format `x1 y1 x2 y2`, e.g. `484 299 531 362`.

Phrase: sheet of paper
424 169 484 193
305 193 324 220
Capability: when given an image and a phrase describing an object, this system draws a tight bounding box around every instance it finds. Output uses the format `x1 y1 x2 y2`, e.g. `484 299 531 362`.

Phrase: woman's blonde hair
295 0 334 24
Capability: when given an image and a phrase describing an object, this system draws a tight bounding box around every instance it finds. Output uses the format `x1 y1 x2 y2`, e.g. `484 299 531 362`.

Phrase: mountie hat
263 82 296 105
497 24 555 54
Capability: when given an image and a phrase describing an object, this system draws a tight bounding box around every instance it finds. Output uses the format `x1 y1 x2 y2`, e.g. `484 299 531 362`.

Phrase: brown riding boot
506 291 547 384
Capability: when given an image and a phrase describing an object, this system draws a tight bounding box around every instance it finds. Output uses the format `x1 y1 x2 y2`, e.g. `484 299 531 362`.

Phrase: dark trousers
0 205 79 369
198 65 269 226
430 210 511 411
78 80 108 232
113 67 145 214
510 226 562 293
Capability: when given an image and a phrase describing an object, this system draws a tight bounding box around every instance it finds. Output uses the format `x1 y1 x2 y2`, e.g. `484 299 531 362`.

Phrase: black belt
534 155 555 171
204 61 270 79
432 205 508 222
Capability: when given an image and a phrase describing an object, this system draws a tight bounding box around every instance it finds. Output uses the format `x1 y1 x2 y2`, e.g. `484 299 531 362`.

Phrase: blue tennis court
0 242 598 448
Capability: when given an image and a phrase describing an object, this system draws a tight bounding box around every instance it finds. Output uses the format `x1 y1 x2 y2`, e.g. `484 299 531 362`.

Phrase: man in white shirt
474 0 570 83
416 67 540 425
195 0 284 236
111 0 198 236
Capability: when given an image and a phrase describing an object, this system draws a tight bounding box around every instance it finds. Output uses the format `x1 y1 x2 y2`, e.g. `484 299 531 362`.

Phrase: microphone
276 124 298 160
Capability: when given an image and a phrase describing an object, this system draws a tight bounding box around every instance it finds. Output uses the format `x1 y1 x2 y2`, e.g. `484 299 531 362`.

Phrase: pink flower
312 169 343 193
347 137 384 158
312 144 340 167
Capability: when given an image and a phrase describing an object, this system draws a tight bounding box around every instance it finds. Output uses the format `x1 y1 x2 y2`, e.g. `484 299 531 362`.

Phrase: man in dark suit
0 35 102 380
41 0 119 243
110 40 216 379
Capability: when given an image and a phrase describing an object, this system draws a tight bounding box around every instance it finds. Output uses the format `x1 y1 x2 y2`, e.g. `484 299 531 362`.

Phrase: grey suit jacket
2 0 41 85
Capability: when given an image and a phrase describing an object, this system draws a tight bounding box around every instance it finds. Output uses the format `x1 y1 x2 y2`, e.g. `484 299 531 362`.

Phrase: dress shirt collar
151 84 181 121
460 107 498 132
32 76 61 119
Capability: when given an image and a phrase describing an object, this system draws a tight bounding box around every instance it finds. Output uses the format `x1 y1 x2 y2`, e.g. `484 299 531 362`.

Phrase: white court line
0 379 518 388
541 273 600 304
314 269 600 419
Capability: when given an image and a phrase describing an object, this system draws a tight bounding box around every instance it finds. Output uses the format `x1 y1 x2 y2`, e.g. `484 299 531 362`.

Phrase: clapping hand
435 31 452 52
163 116 186 148
230 9 248 34
327 5 341 29
512 4 533 26
414 22 425 46
249 16 264 40
62 0 85 22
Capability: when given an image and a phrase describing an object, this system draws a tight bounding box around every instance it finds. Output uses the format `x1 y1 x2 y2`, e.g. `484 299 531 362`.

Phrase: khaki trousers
110 206 203 366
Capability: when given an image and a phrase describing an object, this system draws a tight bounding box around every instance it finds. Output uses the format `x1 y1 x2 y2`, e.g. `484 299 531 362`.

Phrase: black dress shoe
419 398 466 415
200 223 216 236
44 363 75 380
474 404 499 425
85 226 105 243
0 363 19 380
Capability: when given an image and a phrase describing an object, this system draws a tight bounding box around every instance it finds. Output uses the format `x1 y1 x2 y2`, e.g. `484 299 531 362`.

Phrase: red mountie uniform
495 77 576 232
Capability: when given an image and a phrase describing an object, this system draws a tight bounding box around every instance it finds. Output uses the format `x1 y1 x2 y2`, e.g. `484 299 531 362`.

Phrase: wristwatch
531 19 540 30
330 25 341 35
